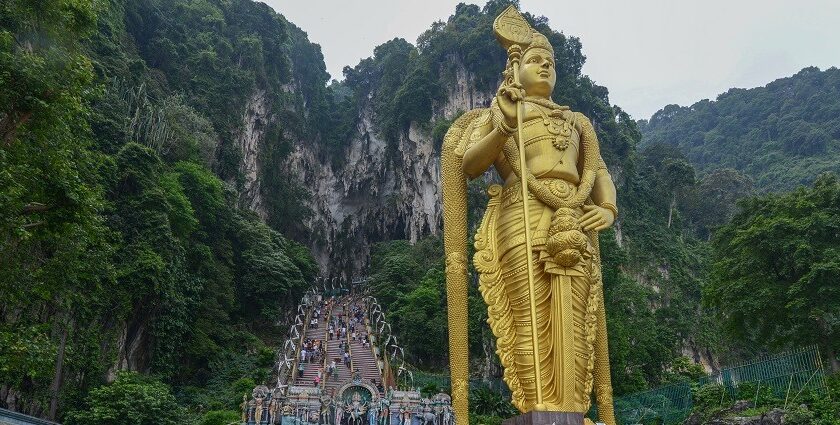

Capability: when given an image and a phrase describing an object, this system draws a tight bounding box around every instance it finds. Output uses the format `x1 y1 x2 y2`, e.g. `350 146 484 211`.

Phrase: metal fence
398 346 828 424
697 345 828 402
602 381 694 425
0 408 61 425
598 345 829 425
410 370 510 398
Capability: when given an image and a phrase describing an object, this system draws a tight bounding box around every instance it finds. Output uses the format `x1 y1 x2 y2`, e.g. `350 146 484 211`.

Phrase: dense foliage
368 238 488 371
323 0 635 170
639 67 840 191
705 174 840 370
1 0 316 420
688 373 840 425
64 371 186 425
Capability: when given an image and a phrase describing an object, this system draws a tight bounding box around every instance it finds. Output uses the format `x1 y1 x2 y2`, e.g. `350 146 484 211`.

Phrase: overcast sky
264 0 840 120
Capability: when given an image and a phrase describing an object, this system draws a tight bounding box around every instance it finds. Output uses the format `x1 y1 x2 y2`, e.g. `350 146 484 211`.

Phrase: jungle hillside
1 0 838 424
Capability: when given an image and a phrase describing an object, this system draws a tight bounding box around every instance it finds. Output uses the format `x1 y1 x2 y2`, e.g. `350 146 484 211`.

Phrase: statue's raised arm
441 5 617 425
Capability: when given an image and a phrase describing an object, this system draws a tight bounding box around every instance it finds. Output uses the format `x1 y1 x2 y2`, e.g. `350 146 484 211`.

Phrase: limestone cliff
235 62 493 274
238 90 269 220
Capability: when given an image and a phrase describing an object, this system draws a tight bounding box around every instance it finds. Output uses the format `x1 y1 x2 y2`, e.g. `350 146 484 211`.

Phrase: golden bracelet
599 202 618 219
496 118 516 137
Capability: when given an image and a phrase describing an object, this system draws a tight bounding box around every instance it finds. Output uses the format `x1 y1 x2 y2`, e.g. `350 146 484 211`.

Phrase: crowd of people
300 339 324 364
327 302 372 348
295 296 382 389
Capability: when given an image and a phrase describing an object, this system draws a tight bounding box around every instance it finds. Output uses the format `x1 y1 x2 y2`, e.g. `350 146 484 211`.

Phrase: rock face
235 65 494 274
683 342 721 374
238 90 269 220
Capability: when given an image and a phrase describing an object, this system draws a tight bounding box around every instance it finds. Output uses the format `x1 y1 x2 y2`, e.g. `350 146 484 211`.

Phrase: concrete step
287 297 387 393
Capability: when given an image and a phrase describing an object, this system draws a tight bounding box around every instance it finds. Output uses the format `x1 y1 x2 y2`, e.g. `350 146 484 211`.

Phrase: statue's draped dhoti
476 180 600 413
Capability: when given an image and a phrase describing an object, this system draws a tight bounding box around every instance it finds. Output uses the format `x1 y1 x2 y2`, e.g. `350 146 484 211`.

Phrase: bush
690 383 731 420
199 410 240 425
420 382 441 398
469 387 517 419
469 414 504 425
794 384 840 425
734 381 779 408
64 371 186 425
785 405 816 425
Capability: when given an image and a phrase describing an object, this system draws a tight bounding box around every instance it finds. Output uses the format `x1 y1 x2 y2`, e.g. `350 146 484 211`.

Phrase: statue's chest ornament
537 107 574 161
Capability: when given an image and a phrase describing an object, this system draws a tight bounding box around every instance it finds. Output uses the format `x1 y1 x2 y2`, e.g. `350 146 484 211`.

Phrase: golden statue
442 6 616 424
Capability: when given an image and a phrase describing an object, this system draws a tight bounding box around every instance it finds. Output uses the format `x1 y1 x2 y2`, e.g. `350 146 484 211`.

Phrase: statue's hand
496 81 523 128
580 205 615 231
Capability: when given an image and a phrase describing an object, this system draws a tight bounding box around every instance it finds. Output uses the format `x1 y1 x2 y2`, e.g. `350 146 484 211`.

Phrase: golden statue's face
519 48 556 98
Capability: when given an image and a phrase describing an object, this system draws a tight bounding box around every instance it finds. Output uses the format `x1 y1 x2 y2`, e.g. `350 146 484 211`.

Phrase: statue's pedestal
502 411 584 425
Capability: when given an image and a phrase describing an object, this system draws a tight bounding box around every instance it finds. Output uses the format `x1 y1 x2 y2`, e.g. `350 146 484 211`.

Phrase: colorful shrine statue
241 394 249 423
378 395 391 425
345 391 368 425
268 395 278 424
281 400 295 418
441 5 617 425
398 396 412 425
320 395 333 424
368 399 379 425
254 396 264 423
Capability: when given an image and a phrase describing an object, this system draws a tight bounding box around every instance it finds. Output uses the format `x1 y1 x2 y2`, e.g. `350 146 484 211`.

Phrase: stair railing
290 290 317 383
319 295 335 392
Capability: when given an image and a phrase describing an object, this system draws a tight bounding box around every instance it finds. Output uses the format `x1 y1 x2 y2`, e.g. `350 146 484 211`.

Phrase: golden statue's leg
569 274 592 411
552 274 577 411
496 200 598 413
501 244 554 410
497 199 552 410
500 259 593 412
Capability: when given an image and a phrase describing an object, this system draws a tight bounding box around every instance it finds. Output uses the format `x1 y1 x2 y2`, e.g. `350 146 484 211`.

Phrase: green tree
662 158 696 228
368 237 488 370
0 0 116 418
199 410 240 425
705 174 840 371
390 269 449 369
685 168 754 239
640 67 840 192
65 371 186 425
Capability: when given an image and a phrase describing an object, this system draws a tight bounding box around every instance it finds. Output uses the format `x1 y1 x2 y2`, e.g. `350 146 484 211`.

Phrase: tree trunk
48 322 68 420
828 347 840 373
667 196 675 229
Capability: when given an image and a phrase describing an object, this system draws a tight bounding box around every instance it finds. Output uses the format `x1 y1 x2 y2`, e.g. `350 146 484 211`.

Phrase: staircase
347 300 383 390
350 329 381 388
288 296 383 395
323 302 351 395
293 299 327 387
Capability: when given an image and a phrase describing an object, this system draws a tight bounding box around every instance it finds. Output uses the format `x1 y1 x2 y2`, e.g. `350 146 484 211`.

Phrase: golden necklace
527 98 573 158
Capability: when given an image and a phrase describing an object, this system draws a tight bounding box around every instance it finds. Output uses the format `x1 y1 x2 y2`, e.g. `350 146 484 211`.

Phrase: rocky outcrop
283 108 449 273
237 90 269 220
438 55 495 118
107 320 149 380
233 62 495 274
683 341 720 374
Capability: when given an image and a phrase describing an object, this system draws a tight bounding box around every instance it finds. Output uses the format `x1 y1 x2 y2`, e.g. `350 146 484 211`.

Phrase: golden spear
493 5 545 409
